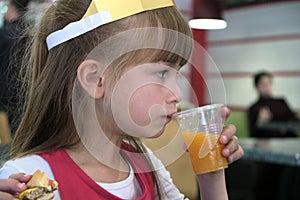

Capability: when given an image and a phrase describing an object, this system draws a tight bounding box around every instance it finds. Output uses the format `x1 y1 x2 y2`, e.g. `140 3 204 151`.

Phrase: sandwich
18 169 58 200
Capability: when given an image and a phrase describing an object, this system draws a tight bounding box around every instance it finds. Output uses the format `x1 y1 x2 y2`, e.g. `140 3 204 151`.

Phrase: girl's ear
77 59 104 99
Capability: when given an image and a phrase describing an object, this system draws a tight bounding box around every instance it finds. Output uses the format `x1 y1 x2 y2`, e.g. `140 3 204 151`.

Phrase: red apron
40 142 155 199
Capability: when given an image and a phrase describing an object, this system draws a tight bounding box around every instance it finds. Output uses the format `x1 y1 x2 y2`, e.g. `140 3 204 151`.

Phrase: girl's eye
156 70 168 79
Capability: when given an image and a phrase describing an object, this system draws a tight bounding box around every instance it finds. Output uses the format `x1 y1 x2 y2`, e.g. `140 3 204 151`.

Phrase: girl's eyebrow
158 61 180 70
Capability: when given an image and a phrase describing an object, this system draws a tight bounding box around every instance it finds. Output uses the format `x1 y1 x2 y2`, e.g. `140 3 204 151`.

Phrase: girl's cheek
128 86 163 126
129 94 151 126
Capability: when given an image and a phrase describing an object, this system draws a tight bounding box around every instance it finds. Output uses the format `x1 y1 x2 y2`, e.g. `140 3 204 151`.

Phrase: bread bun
18 170 58 200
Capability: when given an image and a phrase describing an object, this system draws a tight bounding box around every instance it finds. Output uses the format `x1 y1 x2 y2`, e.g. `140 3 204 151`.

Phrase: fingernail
24 174 31 178
223 148 230 156
17 182 25 189
220 135 227 143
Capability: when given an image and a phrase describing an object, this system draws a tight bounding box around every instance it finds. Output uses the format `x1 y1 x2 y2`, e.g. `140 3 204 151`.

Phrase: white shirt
97 165 141 199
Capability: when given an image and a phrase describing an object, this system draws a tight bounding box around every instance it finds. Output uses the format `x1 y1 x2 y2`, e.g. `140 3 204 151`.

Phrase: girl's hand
219 107 244 164
196 107 243 200
0 173 31 200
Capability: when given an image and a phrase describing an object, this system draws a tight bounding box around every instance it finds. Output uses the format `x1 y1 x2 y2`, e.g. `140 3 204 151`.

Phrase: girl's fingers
0 178 25 193
227 145 244 164
222 135 239 157
0 173 30 197
0 190 18 200
219 123 245 164
219 124 236 145
221 135 244 163
8 173 31 183
221 107 231 121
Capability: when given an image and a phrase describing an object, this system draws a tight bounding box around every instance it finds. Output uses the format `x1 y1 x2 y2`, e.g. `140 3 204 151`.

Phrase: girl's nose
166 82 183 104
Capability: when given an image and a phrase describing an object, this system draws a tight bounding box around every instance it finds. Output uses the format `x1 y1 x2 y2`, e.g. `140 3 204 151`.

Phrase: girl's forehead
118 63 178 79
127 62 181 71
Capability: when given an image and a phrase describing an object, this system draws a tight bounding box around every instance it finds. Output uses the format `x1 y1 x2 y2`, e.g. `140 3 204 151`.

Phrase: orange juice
181 131 228 174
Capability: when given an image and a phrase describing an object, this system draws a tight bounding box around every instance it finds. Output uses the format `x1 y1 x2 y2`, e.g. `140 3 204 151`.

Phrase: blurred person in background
248 71 299 138
0 0 30 136
248 71 300 200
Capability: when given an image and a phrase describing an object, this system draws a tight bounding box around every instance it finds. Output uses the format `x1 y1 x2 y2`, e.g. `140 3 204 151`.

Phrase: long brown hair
11 0 192 198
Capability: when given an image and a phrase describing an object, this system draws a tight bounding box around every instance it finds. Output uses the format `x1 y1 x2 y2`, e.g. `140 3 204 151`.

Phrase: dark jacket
248 97 299 138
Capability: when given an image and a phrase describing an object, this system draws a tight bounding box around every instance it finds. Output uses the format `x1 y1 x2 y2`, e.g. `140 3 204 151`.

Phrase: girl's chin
128 119 169 138
148 126 166 138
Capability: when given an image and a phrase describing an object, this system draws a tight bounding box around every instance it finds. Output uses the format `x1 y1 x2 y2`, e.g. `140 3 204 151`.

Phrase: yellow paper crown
46 0 175 50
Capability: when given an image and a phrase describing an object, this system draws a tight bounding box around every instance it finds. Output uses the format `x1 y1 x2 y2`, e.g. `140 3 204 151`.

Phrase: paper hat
46 0 175 50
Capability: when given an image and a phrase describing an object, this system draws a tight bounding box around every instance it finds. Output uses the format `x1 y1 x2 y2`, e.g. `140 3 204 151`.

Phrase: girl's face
110 62 182 138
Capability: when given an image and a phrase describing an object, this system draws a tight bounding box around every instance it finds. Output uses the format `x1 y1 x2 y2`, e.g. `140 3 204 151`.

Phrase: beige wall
206 1 300 111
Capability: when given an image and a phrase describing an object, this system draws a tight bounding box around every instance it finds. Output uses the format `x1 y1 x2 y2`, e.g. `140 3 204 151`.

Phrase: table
257 121 300 132
227 138 300 200
240 138 300 166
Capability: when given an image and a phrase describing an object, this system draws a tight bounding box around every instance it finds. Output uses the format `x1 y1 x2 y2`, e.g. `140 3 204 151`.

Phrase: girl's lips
166 112 177 123
167 112 177 119
166 117 171 123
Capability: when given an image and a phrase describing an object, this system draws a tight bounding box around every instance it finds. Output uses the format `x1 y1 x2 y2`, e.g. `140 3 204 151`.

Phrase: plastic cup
172 104 228 174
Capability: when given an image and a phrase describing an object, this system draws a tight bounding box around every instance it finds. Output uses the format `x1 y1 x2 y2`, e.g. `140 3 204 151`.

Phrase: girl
0 0 243 199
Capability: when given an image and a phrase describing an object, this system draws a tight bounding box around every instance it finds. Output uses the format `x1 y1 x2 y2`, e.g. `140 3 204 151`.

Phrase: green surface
225 111 250 138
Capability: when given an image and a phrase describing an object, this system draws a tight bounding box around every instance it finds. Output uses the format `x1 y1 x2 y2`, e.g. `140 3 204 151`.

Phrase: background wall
206 1 300 111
